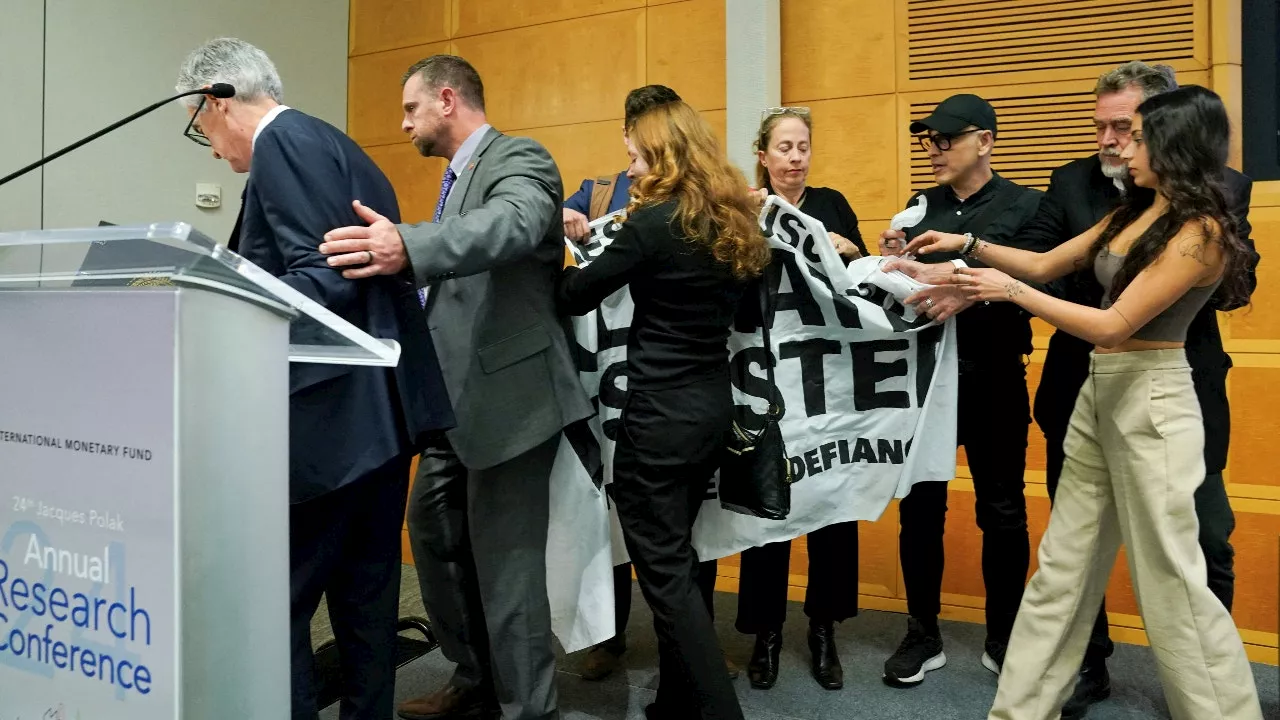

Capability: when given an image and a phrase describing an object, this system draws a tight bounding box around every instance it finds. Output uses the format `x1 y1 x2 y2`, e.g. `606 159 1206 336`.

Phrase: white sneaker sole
883 651 947 687
981 651 1001 676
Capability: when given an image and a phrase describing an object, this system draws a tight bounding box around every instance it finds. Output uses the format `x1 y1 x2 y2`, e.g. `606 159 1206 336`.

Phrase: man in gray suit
321 55 593 720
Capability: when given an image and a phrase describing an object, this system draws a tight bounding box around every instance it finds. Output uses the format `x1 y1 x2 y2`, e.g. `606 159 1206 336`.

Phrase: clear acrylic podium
0 223 397 719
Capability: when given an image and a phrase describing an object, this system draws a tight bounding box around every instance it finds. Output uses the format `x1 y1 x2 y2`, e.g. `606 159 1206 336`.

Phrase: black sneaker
882 618 946 687
981 638 1006 676
1062 659 1111 720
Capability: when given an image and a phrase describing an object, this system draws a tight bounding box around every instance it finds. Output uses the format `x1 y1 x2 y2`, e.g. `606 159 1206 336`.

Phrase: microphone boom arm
0 87 223 189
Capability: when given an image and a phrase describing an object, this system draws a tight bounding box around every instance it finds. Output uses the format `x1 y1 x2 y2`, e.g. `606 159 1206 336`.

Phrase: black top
902 172 1043 363
796 186 867 256
556 200 746 391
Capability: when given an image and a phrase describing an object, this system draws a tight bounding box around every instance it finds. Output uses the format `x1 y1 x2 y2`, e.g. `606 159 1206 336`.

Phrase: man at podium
175 38 454 720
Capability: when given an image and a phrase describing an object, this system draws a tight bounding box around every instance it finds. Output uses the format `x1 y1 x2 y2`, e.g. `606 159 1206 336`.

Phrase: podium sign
1 291 179 718
0 223 402 718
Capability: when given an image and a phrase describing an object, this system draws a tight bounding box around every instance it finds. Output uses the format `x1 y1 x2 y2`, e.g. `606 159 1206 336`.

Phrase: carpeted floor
315 566 1280 719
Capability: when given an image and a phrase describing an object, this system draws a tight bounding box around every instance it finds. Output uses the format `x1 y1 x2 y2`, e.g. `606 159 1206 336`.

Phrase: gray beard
1099 155 1128 179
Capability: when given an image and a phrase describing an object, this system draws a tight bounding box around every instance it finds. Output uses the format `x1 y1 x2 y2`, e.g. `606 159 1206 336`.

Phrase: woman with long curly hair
898 85 1262 720
557 99 770 720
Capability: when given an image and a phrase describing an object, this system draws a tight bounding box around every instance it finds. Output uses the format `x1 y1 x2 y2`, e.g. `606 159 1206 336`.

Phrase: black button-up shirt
901 172 1043 364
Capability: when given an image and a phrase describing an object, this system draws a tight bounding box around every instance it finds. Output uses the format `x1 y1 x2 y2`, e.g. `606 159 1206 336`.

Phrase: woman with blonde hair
737 106 866 692
558 99 770 720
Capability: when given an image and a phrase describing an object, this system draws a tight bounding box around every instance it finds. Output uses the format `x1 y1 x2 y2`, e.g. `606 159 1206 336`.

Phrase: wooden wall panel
803 95 900 221
365 143 448 223
1225 206 1280 340
349 0 450 56
1228 506 1280 634
455 0 643 38
780 0 896 103
1227 367 1280 488
900 0 1205 91
859 505 901 598
646 0 726 111
454 10 646 131
348 42 449 147
515 120 628 198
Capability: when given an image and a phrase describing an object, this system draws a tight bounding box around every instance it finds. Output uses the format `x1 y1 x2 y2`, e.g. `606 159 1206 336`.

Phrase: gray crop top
1094 248 1220 343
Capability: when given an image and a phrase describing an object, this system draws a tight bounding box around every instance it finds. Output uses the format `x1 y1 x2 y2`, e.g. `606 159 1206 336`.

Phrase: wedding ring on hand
924 298 935 309
364 250 374 265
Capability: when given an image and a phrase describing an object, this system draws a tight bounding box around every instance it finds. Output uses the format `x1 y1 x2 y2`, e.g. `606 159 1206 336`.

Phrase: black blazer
237 109 454 503
1021 153 1258 473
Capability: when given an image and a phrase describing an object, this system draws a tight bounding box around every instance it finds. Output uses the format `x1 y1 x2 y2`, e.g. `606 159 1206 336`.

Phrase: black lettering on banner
804 448 822 477
807 267 863 328
768 251 826 327
852 438 877 463
878 439 905 464
838 439 851 464
730 346 784 431
915 325 943 406
599 361 628 440
789 456 807 481
819 442 839 471
564 420 603 489
854 285 931 333
851 339 911 410
779 338 841 417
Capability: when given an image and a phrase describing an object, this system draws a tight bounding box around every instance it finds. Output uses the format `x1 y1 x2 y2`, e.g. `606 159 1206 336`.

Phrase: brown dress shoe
581 642 626 681
397 684 496 720
725 656 741 680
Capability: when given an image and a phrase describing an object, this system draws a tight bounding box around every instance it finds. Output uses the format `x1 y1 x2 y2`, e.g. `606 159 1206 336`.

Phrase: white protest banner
546 198 958 651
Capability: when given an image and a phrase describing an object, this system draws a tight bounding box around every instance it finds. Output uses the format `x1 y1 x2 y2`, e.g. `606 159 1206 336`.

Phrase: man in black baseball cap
909 93 998 138
877 92 1043 690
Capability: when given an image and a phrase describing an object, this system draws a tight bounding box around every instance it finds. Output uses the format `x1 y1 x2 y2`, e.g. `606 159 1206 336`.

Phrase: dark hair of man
624 85 681 130
402 55 486 112
1089 85 1249 307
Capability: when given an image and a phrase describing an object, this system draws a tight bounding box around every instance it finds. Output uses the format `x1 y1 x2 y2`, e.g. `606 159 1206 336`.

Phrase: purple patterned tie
419 165 458 307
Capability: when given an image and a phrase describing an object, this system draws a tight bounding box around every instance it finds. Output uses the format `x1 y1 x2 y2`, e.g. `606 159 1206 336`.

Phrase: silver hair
176 38 283 110
1094 61 1177 101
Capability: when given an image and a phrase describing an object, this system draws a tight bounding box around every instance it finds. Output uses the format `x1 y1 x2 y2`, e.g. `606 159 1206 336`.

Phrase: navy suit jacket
564 172 631 217
237 109 454 503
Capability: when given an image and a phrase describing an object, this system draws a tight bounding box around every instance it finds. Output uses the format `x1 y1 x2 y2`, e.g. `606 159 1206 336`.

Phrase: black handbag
719 277 793 520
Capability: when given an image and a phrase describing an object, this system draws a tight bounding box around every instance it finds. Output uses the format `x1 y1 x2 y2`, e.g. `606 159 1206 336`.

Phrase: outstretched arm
946 221 1225 348
902 215 1108 285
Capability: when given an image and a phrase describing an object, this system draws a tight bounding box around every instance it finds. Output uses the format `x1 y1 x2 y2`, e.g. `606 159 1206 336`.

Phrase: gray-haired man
322 55 593 720
175 38 454 720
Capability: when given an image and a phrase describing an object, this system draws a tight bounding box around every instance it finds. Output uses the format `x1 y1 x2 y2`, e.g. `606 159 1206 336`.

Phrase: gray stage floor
314 566 1280 719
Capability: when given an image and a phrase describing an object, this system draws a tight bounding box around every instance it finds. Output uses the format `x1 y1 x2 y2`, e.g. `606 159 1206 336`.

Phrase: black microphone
0 85 237 188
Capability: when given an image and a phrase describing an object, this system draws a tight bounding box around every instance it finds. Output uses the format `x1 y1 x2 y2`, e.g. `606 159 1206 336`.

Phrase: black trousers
289 455 412 720
1039 379 1237 664
607 557 719 649
613 379 743 720
735 521 859 634
899 362 1030 645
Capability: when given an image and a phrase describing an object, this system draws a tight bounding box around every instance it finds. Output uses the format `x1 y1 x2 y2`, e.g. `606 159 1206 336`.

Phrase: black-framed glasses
183 95 211 147
916 128 983 152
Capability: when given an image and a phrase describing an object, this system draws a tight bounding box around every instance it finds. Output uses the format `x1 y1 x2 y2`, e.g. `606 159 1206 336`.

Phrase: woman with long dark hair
898 85 1262 720
557 100 770 720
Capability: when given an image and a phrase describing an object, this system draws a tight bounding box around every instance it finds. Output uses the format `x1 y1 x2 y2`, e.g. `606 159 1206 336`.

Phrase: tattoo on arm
1005 280 1024 298
1177 233 1211 266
